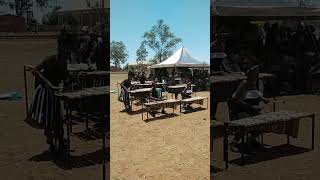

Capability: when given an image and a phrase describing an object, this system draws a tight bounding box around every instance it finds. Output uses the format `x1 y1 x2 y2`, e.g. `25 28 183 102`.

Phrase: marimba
127 88 152 107
142 99 181 120
224 111 315 167
167 84 196 99
211 72 275 102
134 82 166 89
68 71 109 90
67 63 97 72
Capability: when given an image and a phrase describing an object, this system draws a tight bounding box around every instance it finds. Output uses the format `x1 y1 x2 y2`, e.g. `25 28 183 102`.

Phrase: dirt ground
2 39 318 180
110 73 210 179
0 39 107 180
212 95 320 180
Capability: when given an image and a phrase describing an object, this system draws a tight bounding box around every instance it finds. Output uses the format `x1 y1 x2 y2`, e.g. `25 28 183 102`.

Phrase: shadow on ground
229 144 310 166
30 147 110 170
182 107 207 114
144 113 179 123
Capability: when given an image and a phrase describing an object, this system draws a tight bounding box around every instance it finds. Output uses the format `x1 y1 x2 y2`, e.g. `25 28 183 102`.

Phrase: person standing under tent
212 33 227 72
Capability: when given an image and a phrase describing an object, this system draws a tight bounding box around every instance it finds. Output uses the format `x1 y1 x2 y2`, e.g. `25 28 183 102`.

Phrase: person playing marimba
182 82 193 109
120 76 132 111
149 82 166 117
229 65 269 149
30 27 76 154
139 72 146 84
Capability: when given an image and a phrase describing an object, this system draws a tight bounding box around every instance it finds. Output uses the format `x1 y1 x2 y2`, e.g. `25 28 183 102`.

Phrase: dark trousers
212 58 223 72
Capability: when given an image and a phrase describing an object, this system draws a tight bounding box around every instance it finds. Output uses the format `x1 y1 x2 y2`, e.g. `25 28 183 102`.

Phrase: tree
0 0 52 17
142 19 182 63
86 0 107 34
110 41 128 69
136 43 148 64
42 5 61 25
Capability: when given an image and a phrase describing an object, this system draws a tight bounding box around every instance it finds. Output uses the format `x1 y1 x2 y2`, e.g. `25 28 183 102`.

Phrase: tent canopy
150 47 209 69
212 3 320 20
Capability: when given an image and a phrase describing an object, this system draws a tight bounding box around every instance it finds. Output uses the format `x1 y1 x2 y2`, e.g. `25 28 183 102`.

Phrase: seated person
139 72 146 84
149 82 166 117
120 77 132 110
229 65 269 148
182 82 193 108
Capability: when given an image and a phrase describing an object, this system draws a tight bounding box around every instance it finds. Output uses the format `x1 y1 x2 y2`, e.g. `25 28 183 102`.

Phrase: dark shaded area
30 148 110 170
182 107 207 114
144 113 179 123
229 144 310 166
210 165 224 173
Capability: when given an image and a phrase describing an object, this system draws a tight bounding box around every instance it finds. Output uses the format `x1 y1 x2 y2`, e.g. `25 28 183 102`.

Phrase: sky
215 0 320 6
110 0 210 65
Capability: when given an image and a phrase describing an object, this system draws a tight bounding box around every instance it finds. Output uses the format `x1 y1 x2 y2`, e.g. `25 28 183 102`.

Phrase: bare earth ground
110 73 210 180
0 39 107 180
212 95 320 180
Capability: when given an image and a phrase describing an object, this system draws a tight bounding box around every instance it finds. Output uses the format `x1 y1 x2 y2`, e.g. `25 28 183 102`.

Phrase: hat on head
246 65 259 76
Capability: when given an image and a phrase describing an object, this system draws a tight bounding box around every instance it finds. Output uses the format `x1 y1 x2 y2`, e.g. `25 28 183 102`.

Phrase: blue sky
110 0 210 65
215 0 320 6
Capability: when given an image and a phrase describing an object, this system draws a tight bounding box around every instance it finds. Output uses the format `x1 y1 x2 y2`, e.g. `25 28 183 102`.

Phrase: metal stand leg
146 108 148 120
24 66 29 121
286 122 290 145
66 108 71 158
241 128 245 165
312 114 315 150
224 123 229 169
142 104 144 120
102 117 106 180
173 102 175 114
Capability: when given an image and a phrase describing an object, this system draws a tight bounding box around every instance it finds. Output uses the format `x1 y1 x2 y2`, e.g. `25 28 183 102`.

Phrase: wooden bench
224 111 316 167
142 99 181 120
180 96 208 112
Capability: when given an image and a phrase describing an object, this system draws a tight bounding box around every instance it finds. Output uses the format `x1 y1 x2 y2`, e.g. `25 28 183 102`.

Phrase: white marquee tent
150 47 209 69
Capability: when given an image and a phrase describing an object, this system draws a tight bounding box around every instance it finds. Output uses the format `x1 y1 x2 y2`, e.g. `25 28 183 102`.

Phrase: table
55 86 109 171
142 99 181 120
224 111 315 167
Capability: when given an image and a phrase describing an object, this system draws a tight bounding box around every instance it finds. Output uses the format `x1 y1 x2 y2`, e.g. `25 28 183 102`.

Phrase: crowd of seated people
212 21 320 150
213 21 320 94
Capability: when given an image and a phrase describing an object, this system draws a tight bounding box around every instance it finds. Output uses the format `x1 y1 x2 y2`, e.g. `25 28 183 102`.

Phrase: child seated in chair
149 82 166 117
229 65 269 149
182 82 193 109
